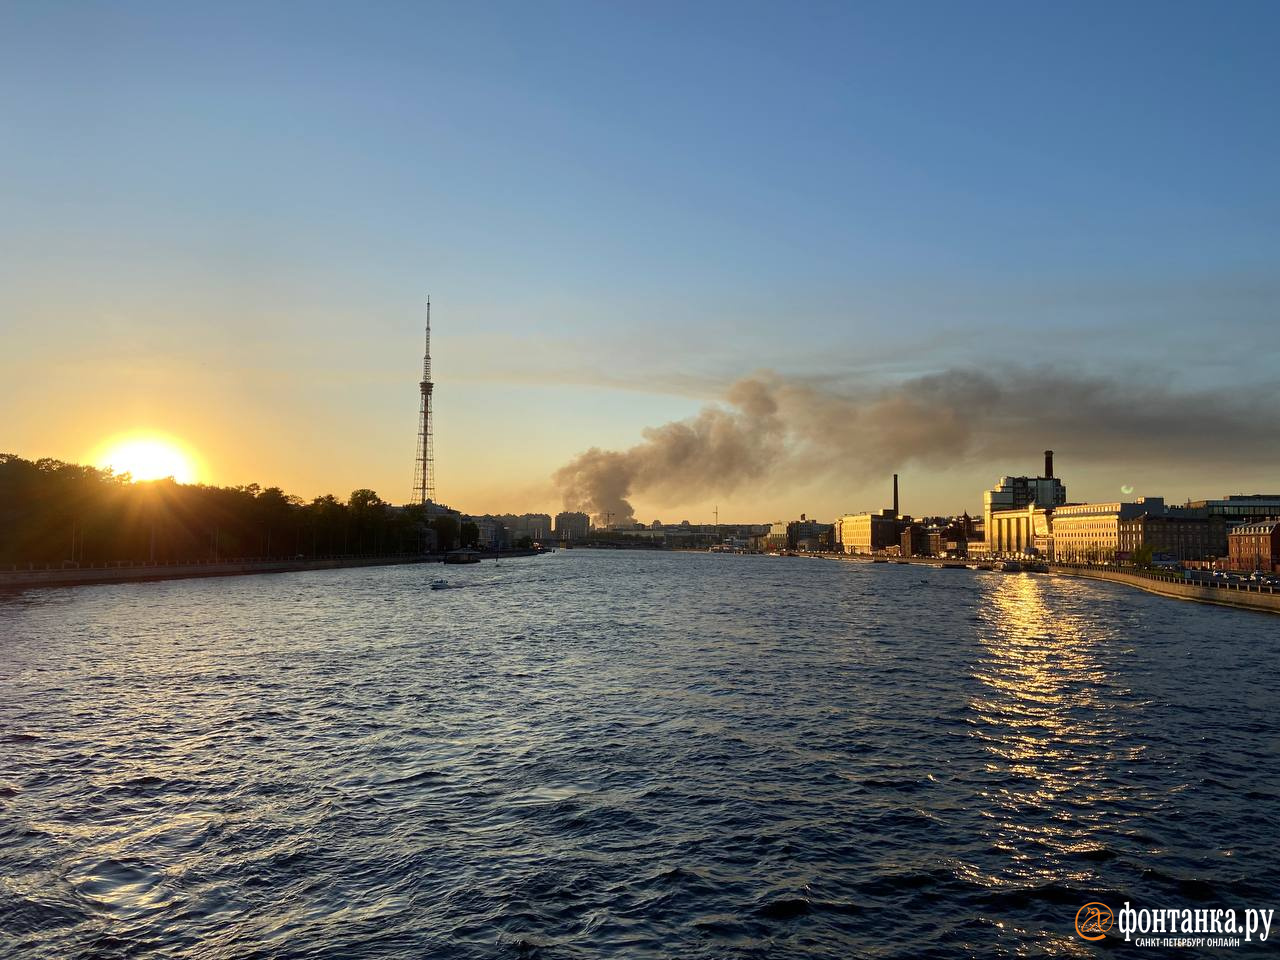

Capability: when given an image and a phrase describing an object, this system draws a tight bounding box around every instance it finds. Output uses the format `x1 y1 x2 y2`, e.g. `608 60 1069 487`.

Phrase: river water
2 551 1277 958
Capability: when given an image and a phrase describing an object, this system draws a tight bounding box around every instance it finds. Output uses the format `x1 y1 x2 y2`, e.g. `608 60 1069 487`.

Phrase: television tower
412 298 436 504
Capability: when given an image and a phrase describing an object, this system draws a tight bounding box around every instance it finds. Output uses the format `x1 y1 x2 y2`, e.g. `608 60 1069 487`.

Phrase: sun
93 433 201 484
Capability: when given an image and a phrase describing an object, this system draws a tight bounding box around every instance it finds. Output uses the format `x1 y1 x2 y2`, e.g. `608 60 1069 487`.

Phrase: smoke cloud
554 367 1280 524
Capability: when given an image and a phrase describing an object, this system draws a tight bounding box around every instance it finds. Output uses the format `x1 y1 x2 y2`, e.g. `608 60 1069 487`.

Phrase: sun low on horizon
91 433 203 484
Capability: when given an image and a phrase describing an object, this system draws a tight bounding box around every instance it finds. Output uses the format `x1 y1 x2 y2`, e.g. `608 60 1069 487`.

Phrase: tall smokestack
893 473 899 517
1044 450 1054 478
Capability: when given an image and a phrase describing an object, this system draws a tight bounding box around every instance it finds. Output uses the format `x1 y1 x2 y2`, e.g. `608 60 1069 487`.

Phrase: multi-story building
967 539 992 560
554 511 591 541
1051 498 1166 563
835 511 899 554
465 515 511 549
764 522 790 550
1227 520 1280 573
981 451 1066 555
787 515 833 551
1187 495 1280 523
495 513 553 540
1116 514 1227 563
988 504 1054 557
520 513 553 539
937 514 974 555
900 523 930 557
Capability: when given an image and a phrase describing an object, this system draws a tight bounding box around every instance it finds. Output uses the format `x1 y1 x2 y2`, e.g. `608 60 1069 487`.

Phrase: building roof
1120 513 1218 523
1229 520 1280 536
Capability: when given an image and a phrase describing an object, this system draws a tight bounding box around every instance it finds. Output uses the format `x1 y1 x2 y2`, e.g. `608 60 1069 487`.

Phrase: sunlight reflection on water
1 554 1276 959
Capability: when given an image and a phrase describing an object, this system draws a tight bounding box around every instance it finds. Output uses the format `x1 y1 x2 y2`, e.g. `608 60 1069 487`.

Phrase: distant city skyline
3 2 1278 520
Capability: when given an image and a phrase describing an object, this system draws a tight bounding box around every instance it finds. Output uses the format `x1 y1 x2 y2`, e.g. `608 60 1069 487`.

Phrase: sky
2 1 1277 522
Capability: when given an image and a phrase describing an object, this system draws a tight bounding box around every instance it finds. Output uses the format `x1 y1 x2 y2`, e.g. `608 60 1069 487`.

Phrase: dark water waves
2 553 1278 958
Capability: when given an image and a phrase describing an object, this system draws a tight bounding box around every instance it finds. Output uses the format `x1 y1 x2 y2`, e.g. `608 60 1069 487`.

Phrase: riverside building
899 523 930 557
465 515 510 549
987 504 1055 557
497 513 553 540
1051 498 1168 563
787 516 833 551
1227 520 1280 573
979 450 1066 556
1116 513 1227 563
554 511 591 541
835 511 899 554
764 522 790 550
1186 494 1280 523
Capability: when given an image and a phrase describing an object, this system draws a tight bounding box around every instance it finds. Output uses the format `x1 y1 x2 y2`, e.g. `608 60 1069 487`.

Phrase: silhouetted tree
0 454 436 565
430 515 459 552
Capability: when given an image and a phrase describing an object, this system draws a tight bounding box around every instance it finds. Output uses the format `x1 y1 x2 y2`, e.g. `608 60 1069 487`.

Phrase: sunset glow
94 434 200 484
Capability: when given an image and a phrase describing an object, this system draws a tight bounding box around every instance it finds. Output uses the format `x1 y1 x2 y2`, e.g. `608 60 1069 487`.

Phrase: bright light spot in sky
1120 485 1135 495
93 434 200 483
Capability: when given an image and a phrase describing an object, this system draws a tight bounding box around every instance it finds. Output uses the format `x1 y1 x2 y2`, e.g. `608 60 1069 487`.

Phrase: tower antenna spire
413 297 436 504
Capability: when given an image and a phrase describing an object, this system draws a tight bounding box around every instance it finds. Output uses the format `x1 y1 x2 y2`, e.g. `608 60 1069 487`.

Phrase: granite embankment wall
828 554 1280 615
1050 564 1280 615
0 555 440 590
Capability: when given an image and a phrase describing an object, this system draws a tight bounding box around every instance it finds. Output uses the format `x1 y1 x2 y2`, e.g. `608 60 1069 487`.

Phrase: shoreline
0 549 543 591
1047 563 1280 615
6 546 1276 614
817 552 1280 615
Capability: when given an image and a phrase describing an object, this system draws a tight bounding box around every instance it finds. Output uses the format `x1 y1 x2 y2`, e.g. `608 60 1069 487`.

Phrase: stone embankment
0 555 440 590
0 548 552 591
1048 564 1280 614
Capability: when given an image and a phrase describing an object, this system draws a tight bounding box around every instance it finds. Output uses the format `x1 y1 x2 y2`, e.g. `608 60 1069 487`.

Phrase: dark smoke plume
554 367 1279 524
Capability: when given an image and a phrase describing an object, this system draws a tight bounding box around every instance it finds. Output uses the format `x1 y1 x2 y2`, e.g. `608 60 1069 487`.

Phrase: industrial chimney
893 473 900 517
1044 450 1054 478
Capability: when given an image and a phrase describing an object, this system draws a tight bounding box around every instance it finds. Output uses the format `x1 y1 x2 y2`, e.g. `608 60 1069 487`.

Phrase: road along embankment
1050 565 1280 615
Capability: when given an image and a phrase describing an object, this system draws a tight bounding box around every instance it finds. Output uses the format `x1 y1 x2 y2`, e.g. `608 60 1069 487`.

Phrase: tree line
0 454 471 566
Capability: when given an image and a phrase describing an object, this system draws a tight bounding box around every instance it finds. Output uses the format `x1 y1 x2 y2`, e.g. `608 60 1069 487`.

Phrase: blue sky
3 1 1277 519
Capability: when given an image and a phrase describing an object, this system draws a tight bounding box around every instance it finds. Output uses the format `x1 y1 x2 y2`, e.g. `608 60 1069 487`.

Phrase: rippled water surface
3 551 1279 958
